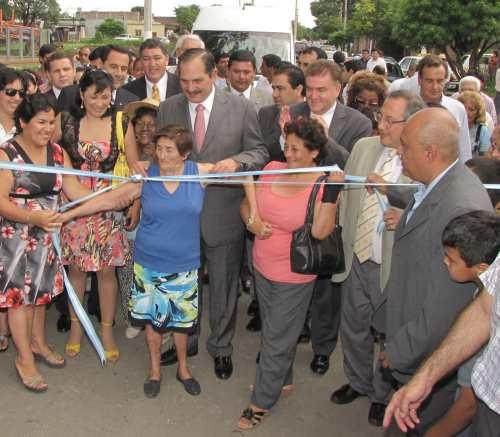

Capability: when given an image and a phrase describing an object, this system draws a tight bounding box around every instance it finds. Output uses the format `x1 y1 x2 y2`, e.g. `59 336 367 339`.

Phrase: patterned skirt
130 263 198 333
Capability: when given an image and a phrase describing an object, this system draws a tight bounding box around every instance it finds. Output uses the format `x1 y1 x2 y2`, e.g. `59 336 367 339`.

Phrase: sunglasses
3 88 26 98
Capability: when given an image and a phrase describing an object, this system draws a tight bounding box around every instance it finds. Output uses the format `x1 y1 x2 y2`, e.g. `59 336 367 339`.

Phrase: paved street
0 290 399 437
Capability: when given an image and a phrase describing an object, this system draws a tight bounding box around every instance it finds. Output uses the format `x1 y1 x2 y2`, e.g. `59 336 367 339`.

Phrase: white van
192 5 294 63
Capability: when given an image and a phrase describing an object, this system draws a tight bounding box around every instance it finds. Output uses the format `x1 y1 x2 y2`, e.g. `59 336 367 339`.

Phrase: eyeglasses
355 97 379 108
3 88 26 98
373 110 406 127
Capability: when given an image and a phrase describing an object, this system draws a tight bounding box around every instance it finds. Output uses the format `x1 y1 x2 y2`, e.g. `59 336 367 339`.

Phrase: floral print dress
0 141 64 308
59 112 128 272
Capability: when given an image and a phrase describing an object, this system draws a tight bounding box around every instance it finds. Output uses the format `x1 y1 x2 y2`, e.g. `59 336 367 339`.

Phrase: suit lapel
329 103 346 140
202 90 226 152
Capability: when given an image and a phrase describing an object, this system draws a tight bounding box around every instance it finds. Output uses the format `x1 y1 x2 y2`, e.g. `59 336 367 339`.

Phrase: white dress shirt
370 148 403 264
256 76 273 94
312 102 337 128
146 71 168 102
188 86 216 132
52 87 62 99
229 84 252 99
367 57 387 72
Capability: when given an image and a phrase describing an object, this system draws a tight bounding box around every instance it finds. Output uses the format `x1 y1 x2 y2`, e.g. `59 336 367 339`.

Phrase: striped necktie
353 149 397 263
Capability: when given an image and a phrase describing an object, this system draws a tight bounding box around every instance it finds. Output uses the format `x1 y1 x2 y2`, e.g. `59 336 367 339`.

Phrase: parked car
113 34 141 41
399 56 422 76
384 57 404 82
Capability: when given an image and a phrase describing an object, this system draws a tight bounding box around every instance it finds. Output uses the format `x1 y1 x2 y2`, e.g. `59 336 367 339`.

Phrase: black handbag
290 175 345 275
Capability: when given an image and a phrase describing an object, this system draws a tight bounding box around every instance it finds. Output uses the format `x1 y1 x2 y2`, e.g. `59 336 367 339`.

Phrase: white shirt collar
52 86 61 99
146 71 168 102
229 84 252 100
312 102 337 127
188 85 216 114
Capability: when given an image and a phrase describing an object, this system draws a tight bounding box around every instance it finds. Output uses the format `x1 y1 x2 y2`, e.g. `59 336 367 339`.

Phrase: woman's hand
383 208 402 231
29 210 63 231
131 160 150 178
249 220 273 240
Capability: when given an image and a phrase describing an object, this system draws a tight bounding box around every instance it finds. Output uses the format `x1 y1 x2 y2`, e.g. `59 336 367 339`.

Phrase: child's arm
423 387 477 437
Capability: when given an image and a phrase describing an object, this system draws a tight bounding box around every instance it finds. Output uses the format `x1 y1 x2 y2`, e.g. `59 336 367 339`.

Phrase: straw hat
123 97 160 119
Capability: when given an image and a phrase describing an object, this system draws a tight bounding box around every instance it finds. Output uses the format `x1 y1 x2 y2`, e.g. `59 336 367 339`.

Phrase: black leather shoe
214 356 233 379
247 299 259 317
297 323 311 344
310 354 329 375
330 384 366 404
176 371 201 396
160 345 198 366
246 315 261 332
57 314 71 333
368 402 386 427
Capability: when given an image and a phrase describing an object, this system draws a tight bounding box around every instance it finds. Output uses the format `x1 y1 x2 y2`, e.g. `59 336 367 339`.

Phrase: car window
400 58 410 69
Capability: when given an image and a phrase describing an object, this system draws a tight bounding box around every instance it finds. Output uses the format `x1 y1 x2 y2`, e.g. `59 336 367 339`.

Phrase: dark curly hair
14 93 57 133
283 116 327 164
0 67 23 92
70 69 113 119
347 70 387 110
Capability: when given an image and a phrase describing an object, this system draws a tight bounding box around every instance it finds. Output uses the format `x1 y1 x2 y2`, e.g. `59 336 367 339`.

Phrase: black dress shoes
310 354 329 375
297 323 311 344
246 315 262 332
330 384 366 404
214 356 233 379
247 299 259 317
368 402 386 427
160 345 198 366
56 314 71 332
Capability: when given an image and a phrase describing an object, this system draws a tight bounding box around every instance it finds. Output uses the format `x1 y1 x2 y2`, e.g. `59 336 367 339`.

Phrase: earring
80 101 84 109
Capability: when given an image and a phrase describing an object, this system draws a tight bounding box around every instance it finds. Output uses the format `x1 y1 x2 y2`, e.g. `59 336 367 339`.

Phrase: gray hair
459 76 481 92
387 89 427 119
175 34 205 51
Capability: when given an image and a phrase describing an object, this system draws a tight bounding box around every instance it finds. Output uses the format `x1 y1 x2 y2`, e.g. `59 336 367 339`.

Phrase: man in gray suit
373 108 493 434
329 90 425 427
224 49 273 111
153 48 268 379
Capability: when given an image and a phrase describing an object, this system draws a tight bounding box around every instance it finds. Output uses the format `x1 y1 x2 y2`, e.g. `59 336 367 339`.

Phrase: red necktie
194 104 205 152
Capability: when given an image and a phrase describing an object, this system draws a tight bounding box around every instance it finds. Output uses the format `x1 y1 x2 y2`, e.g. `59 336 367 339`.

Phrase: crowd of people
0 36 499 435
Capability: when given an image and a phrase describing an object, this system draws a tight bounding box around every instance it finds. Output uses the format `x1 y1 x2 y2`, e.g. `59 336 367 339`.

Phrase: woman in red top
238 116 344 429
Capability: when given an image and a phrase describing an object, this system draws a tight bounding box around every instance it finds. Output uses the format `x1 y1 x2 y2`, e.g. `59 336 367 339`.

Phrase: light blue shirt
406 159 459 224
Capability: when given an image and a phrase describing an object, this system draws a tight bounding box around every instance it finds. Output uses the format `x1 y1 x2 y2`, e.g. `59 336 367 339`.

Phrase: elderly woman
458 91 492 155
237 117 343 429
119 98 158 339
346 70 388 134
53 69 129 363
0 68 26 352
0 94 128 391
62 125 215 398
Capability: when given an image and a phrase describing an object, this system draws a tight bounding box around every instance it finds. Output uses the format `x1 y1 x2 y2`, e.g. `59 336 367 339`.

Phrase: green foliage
392 0 500 75
96 18 125 38
310 0 343 40
297 23 313 41
131 6 144 15
11 0 61 26
174 4 200 33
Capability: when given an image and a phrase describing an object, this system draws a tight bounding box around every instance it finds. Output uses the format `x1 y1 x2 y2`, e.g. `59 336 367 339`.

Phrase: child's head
442 210 500 283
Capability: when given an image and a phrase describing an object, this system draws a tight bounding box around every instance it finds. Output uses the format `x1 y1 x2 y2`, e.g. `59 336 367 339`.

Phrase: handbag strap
304 175 328 225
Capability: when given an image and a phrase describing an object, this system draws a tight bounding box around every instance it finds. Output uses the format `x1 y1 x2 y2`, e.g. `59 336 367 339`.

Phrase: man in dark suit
126 49 269 380
43 52 75 107
122 38 181 102
373 108 493 434
58 45 138 113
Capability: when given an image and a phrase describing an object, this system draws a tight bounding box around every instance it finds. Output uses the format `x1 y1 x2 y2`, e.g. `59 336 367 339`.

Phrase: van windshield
195 31 291 62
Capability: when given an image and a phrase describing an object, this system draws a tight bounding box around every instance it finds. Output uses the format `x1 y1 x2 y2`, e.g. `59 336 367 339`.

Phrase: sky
58 0 316 28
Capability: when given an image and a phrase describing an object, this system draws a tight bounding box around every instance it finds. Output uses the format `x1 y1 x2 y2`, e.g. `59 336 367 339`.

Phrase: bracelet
322 184 343 203
246 215 255 230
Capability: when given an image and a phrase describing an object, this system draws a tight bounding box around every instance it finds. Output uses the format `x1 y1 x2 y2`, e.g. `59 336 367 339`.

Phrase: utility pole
144 0 152 39
294 0 298 41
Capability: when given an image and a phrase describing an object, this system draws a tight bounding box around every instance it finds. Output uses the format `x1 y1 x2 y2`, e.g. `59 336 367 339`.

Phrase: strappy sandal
0 334 9 352
65 318 81 358
14 360 48 393
33 345 66 368
238 407 270 430
102 321 120 363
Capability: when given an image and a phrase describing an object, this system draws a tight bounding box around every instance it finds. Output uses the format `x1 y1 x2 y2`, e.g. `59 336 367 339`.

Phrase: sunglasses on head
3 88 26 98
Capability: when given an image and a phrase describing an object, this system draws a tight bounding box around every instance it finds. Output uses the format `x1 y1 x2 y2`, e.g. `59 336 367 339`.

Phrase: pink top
253 161 323 284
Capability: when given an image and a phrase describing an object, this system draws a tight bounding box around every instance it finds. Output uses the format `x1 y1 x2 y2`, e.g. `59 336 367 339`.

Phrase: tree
11 0 61 26
174 4 200 33
131 6 144 17
96 18 125 38
297 23 313 41
310 0 342 40
392 0 500 76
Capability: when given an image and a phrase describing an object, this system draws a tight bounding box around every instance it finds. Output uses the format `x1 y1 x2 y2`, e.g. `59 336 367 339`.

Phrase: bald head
399 108 460 183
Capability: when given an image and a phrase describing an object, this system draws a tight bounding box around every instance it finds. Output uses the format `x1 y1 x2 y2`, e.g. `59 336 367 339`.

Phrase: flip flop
33 347 66 368
0 335 9 352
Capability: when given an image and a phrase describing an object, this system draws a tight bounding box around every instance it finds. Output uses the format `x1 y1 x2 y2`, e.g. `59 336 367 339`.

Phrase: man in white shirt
367 48 387 73
330 90 425 427
417 54 472 162
224 49 273 111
